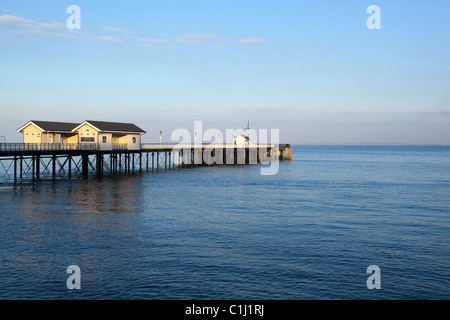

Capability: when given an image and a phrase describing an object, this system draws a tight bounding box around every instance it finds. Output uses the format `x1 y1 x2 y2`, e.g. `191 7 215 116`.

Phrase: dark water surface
0 146 449 299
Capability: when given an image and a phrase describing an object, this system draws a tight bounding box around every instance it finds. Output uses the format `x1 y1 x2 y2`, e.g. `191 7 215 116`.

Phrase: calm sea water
0 146 449 300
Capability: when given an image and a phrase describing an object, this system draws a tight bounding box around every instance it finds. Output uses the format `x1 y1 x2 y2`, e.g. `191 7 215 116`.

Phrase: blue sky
1 0 450 144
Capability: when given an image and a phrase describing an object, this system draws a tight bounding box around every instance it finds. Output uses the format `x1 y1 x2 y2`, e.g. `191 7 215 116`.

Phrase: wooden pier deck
0 143 292 181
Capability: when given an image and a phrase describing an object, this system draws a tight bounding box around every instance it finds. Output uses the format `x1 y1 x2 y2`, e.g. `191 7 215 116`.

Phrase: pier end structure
273 144 292 160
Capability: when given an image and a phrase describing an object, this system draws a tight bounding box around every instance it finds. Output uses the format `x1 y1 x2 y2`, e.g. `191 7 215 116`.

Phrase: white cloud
0 14 128 45
174 34 216 45
0 14 34 25
239 38 264 44
423 109 450 114
137 37 169 44
101 26 131 33
172 34 266 47
255 107 293 112
0 14 69 37
2 14 269 51
34 22 66 31
95 36 125 45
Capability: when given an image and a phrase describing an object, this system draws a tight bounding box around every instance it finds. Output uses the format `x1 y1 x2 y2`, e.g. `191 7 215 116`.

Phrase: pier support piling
68 155 72 178
19 156 23 179
14 156 17 181
52 155 56 179
82 154 89 179
36 155 40 180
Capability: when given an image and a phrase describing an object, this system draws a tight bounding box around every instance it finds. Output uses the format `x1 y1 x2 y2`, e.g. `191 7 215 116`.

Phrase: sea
0 145 449 300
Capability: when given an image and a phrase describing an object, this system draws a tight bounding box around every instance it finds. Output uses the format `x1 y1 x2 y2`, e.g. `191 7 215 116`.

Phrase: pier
0 143 292 181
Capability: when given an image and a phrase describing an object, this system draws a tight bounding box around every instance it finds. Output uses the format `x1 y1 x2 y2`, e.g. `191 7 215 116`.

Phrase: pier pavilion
71 120 146 150
17 121 79 144
17 120 146 150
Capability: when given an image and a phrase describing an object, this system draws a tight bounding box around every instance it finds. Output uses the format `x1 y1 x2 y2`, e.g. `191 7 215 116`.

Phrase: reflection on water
13 176 144 216
1 176 149 299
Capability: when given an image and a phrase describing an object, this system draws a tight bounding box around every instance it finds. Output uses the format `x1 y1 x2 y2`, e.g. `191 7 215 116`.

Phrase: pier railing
0 143 286 155
0 143 132 152
0 143 95 152
140 143 277 150
113 144 128 150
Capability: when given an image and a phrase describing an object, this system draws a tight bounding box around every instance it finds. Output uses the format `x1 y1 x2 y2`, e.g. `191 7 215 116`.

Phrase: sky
0 0 449 144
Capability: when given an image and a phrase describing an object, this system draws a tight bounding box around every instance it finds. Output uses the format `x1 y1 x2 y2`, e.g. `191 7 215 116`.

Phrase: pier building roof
72 120 146 134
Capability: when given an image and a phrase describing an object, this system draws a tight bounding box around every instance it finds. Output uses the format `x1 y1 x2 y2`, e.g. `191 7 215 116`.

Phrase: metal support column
168 152 171 169
68 155 72 178
14 156 17 181
32 155 35 180
157 152 159 170
36 155 40 179
52 155 56 179
20 156 23 179
164 152 167 170
82 154 89 179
